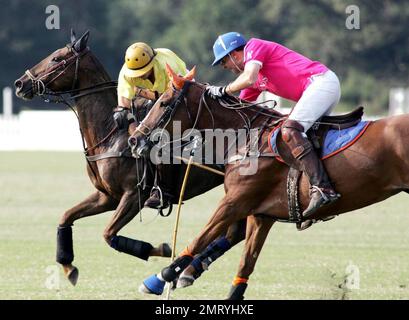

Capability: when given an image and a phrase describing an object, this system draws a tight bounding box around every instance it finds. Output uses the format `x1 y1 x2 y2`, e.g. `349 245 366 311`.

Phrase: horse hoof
226 283 247 300
176 275 195 289
159 243 172 258
67 267 79 286
139 274 165 295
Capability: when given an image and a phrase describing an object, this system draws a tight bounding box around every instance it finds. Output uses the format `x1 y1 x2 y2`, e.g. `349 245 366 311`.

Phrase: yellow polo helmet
123 42 157 78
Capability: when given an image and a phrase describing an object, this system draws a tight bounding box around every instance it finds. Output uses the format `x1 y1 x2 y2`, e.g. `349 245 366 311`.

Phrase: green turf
1 151 409 300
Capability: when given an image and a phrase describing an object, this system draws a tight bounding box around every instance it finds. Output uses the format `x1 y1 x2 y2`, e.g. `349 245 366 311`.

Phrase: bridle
24 44 89 97
134 81 202 142
24 43 118 106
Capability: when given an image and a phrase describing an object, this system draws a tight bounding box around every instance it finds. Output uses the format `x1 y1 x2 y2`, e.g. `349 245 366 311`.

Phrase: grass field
1 151 409 300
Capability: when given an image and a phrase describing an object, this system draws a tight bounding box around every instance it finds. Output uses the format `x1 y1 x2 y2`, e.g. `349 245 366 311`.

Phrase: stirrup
303 186 340 218
151 186 164 208
311 186 330 203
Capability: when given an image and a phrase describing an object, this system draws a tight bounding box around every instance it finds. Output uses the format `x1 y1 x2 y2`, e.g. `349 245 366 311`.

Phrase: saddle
306 106 364 157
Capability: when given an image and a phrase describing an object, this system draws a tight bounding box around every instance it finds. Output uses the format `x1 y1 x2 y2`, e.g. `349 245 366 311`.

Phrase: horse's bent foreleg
177 219 247 288
227 214 275 300
140 195 250 295
160 195 249 283
104 191 171 261
57 191 117 285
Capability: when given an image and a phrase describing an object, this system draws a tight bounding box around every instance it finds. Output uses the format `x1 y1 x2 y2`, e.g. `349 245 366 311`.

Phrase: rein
133 81 285 163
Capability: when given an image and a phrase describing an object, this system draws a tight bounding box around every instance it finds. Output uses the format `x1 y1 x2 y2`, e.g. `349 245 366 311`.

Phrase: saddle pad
268 121 371 159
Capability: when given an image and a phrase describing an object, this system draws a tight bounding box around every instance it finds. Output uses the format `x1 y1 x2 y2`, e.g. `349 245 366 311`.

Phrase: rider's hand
205 85 228 99
113 107 134 129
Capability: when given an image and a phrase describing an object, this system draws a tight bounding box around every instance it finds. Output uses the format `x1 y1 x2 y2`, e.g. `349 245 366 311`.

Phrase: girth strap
286 167 303 223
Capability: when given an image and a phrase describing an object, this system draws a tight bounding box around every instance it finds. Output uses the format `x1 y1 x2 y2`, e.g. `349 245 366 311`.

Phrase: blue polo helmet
212 32 247 66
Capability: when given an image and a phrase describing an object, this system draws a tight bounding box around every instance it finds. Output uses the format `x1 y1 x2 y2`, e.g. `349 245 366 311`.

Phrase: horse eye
52 57 61 62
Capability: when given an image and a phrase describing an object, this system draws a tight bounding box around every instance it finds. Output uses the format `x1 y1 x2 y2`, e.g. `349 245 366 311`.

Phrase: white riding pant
288 70 341 132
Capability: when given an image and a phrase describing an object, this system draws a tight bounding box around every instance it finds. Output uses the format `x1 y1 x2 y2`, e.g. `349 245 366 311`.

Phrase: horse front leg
58 191 117 285
226 214 275 300
103 190 171 261
176 219 247 289
140 195 249 295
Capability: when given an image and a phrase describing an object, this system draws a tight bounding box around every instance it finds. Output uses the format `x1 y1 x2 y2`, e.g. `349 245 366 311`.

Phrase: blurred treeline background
1 0 409 114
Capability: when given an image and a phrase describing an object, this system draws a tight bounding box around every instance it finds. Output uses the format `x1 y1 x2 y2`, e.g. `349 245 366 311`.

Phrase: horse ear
73 30 90 52
166 63 177 81
166 63 185 90
70 28 76 44
184 66 196 81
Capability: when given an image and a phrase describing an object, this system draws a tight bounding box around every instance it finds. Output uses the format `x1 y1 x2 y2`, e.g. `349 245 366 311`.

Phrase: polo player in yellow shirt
115 42 188 209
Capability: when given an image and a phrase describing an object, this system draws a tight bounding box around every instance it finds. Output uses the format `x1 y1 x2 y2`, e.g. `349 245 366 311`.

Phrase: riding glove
113 107 135 129
206 85 228 99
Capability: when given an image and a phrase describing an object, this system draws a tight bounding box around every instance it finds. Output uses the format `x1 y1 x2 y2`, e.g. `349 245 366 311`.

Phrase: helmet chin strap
228 53 243 73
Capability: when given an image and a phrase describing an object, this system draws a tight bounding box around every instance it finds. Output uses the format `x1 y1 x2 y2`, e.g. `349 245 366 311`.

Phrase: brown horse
13 31 227 286
129 65 409 299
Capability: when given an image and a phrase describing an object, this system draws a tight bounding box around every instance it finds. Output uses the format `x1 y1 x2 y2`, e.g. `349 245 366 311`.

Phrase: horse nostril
14 80 23 90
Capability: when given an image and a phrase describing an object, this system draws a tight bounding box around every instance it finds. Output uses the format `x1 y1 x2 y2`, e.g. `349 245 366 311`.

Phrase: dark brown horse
13 31 226 286
129 65 409 299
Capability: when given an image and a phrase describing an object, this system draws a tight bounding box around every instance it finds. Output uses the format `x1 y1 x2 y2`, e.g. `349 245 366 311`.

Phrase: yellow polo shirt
117 48 188 100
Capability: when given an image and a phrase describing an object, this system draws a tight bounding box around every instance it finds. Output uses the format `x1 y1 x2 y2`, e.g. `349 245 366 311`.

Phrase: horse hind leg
57 191 117 285
227 214 275 300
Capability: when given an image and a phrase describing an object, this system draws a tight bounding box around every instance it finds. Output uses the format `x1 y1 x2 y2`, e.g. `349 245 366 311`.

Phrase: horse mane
73 49 118 144
87 52 113 83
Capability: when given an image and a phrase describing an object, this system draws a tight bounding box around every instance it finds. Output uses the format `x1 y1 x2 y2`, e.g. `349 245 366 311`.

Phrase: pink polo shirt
239 38 328 102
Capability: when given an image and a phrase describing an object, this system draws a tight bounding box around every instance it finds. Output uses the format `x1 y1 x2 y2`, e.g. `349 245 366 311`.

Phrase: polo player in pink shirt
207 32 341 218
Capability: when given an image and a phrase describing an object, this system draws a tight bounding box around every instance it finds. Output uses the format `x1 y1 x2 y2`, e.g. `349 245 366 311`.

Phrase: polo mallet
165 137 200 300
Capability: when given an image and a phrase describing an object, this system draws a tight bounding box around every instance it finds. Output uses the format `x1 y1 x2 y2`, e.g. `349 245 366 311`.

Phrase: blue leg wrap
142 274 165 295
162 255 193 282
191 236 231 275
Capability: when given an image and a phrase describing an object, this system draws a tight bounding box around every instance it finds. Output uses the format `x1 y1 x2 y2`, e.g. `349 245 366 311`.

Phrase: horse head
14 30 90 100
128 64 196 158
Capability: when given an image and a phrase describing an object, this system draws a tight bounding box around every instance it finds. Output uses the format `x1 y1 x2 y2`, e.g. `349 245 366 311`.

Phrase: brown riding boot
299 146 340 218
281 120 340 218
144 188 163 209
